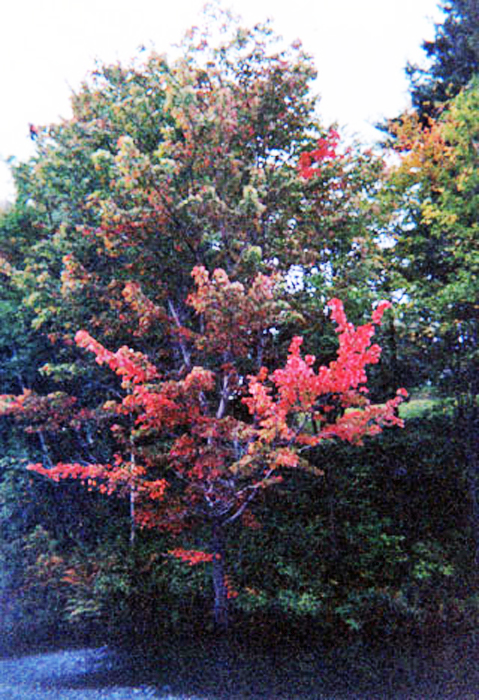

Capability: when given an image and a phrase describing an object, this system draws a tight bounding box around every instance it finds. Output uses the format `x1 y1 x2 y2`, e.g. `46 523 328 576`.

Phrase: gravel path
0 647 205 700
0 639 477 699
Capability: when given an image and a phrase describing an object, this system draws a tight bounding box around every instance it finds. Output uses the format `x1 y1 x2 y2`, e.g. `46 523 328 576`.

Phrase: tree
2 16 386 348
407 0 479 118
3 283 405 628
384 79 479 563
0 14 406 630
0 14 391 466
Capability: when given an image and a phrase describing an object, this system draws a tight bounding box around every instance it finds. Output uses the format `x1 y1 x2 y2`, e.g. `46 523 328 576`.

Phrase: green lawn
399 398 439 419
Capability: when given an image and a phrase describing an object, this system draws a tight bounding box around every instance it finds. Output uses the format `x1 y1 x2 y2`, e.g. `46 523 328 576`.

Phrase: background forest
0 0 477 655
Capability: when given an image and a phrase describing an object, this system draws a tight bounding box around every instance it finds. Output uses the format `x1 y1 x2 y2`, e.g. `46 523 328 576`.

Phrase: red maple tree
3 268 406 627
0 24 407 628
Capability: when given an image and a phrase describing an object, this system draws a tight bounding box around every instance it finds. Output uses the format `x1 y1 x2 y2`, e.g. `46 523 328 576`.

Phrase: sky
0 0 444 203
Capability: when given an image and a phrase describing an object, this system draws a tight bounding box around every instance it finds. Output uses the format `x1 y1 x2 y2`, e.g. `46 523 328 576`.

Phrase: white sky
0 0 443 203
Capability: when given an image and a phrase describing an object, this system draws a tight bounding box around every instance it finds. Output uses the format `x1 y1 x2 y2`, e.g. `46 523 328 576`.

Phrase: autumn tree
383 80 479 563
0 14 406 629
2 16 387 352
2 276 405 627
0 12 391 473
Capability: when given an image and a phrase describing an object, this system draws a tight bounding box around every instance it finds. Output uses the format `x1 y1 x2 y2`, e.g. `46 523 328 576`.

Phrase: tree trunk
130 486 136 547
212 522 229 629
129 444 137 547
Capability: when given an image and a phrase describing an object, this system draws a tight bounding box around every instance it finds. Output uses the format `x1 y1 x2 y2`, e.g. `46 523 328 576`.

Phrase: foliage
0 12 407 633
226 413 474 638
1 286 405 627
384 80 479 400
0 8 476 646
5 411 469 644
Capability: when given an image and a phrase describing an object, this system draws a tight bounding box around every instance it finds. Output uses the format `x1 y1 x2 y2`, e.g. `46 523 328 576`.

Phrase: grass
399 397 440 419
398 392 479 420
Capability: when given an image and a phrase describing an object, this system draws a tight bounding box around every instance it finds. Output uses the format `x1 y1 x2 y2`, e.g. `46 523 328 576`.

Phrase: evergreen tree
407 0 479 118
